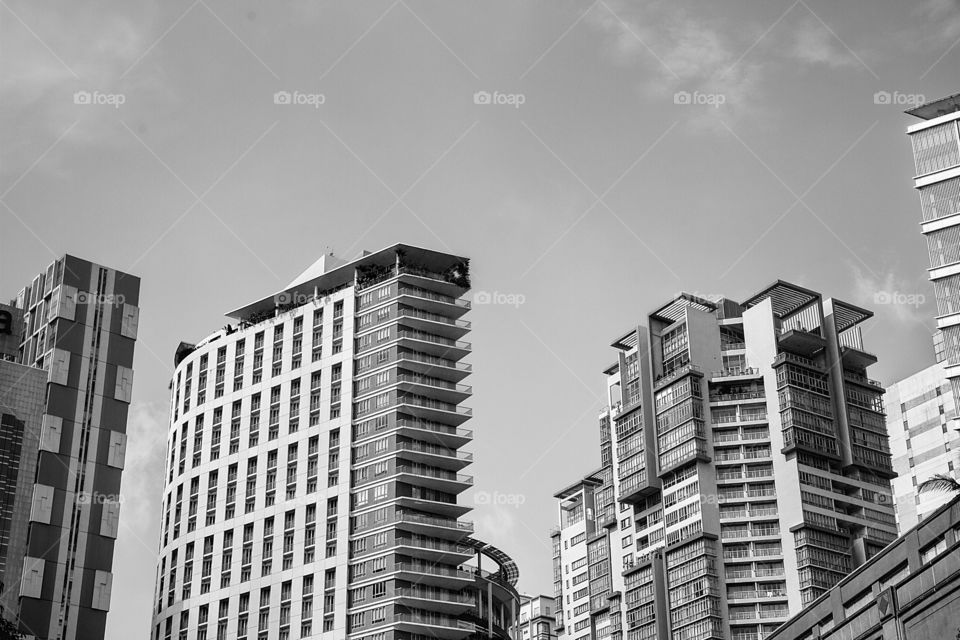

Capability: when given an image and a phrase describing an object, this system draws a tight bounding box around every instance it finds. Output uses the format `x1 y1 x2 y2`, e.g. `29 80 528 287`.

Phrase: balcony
709 391 766 404
778 329 826 357
396 464 474 494
727 588 787 601
843 370 883 391
395 440 473 470
398 329 472 360
397 350 472 382
396 511 474 540
395 418 473 449
397 373 472 404
772 351 825 372
720 510 748 520
393 587 474 615
653 364 702 391
393 536 475 563
839 345 878 369
619 470 656 505
398 395 473 426
398 307 471 340
398 265 470 296
711 367 762 381
392 611 475 639
397 285 471 318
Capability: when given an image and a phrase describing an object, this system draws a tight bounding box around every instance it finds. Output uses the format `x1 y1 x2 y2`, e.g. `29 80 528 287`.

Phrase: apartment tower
514 594 558 640
0 255 140 640
552 282 896 640
885 363 960 531
151 245 519 640
906 93 960 399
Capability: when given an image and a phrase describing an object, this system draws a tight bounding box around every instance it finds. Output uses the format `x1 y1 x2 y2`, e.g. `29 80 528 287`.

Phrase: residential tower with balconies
552 281 896 640
151 245 518 640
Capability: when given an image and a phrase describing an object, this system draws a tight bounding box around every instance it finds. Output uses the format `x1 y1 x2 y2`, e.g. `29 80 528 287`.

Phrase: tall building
905 93 960 398
767 494 960 640
885 362 960 531
151 245 519 640
551 282 897 640
0 256 141 640
514 594 557 640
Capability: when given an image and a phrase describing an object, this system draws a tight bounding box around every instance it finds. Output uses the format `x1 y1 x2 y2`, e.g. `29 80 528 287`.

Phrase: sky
1 1 959 637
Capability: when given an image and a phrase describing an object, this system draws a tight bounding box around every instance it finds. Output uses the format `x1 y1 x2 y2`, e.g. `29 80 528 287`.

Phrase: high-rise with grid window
151 245 519 640
0 255 140 640
551 282 896 640
906 93 960 398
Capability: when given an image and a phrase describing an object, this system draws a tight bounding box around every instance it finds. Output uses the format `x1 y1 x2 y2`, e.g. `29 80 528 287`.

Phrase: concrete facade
552 282 897 640
884 362 960 531
0 255 140 640
767 494 960 640
906 93 960 404
151 245 519 640
516 594 557 640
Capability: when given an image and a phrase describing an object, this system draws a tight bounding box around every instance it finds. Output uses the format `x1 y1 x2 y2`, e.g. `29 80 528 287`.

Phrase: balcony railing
398 285 471 309
712 367 760 379
397 373 472 394
395 587 473 605
399 306 471 328
395 418 473 440
727 589 786 600
709 391 766 403
396 441 473 462
399 350 471 372
398 329 471 350
396 465 473 485
397 511 474 531
654 364 702 389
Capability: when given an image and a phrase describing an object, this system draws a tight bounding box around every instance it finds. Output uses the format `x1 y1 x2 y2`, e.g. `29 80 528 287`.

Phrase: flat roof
742 280 821 318
649 293 716 324
226 243 467 320
553 472 604 499
830 299 873 333
905 92 960 120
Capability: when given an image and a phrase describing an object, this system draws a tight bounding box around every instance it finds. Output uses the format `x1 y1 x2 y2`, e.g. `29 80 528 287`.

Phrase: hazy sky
2 1 959 637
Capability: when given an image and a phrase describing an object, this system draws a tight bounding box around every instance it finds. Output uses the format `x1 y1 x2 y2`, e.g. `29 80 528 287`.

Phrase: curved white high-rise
152 245 518 640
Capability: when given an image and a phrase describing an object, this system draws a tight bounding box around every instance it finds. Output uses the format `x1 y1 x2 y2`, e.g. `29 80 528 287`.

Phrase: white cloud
850 265 933 326
0 2 173 181
585 2 873 132
920 0 960 43
790 17 864 69
118 400 167 540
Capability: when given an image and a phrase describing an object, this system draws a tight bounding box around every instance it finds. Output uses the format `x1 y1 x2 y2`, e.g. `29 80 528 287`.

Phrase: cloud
585 2 872 132
789 17 863 69
0 2 172 183
920 0 960 43
472 500 520 541
850 265 933 326
118 400 167 540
